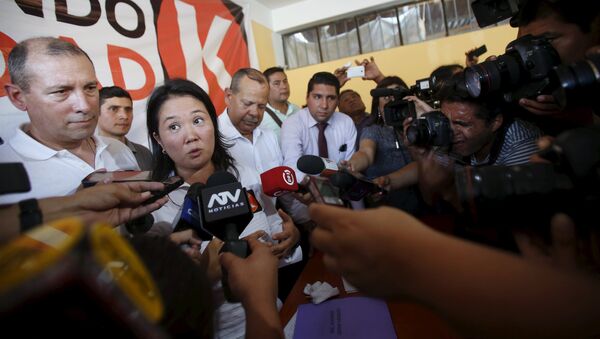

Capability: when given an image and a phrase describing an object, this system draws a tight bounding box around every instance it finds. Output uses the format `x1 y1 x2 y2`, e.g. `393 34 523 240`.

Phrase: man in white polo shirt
219 67 304 299
0 37 138 205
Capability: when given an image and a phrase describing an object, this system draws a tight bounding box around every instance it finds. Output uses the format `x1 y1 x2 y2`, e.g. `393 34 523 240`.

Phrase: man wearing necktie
280 72 357 182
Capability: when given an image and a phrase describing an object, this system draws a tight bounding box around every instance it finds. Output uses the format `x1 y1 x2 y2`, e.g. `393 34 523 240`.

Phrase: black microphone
172 183 212 240
124 214 154 235
370 87 409 98
297 155 339 176
329 172 386 201
199 171 253 302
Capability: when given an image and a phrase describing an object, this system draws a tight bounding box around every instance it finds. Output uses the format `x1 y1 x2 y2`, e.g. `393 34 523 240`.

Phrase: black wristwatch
19 198 43 232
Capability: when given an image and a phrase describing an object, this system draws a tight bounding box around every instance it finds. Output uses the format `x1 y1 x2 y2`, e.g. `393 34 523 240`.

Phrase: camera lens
465 55 522 98
406 121 429 146
552 55 600 109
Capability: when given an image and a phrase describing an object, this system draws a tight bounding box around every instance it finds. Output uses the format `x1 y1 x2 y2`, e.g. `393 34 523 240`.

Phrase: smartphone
305 176 344 206
82 171 152 187
467 44 488 59
0 163 30 194
346 65 365 78
144 176 184 205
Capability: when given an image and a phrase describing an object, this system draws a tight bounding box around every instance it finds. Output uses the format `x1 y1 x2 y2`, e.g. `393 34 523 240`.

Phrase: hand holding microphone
296 155 386 201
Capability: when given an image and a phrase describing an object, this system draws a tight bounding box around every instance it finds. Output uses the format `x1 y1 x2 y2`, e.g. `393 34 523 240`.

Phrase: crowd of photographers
1 0 599 338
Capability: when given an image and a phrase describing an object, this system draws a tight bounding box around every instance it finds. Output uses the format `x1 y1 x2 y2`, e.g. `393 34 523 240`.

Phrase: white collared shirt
0 125 139 204
218 109 283 173
280 107 357 181
259 101 300 140
150 162 302 339
219 110 311 223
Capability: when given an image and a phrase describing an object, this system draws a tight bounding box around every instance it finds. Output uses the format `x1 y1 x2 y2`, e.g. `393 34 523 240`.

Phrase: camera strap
265 106 283 127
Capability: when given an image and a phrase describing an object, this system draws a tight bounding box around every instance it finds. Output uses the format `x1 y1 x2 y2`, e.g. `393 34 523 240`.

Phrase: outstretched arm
309 204 600 339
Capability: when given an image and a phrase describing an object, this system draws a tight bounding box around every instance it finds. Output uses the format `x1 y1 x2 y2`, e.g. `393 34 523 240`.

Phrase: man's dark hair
8 37 94 92
431 64 464 86
339 89 360 101
512 0 600 34
263 66 285 82
129 236 214 339
307 71 340 96
437 73 505 124
99 86 132 107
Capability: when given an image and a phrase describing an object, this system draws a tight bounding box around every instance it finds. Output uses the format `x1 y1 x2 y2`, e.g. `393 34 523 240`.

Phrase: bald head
8 37 94 92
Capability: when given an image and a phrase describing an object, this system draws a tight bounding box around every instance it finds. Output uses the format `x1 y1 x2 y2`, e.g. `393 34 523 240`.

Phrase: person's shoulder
128 140 151 152
99 135 129 151
281 107 306 128
507 118 542 139
0 140 20 160
333 111 356 127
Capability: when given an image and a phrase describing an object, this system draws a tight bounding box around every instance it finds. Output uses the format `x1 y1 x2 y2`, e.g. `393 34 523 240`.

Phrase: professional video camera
370 77 438 128
406 110 453 148
464 34 561 103
455 126 599 232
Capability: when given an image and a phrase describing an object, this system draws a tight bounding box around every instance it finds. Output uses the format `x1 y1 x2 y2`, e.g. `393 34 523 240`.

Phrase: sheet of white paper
342 277 358 293
283 310 297 339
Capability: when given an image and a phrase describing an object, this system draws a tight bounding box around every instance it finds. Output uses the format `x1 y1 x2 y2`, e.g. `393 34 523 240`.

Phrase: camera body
406 110 453 148
410 77 435 104
381 87 416 127
465 34 561 102
455 126 600 231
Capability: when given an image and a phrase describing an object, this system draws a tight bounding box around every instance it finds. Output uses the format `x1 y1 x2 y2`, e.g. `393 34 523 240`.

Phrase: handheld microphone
260 166 299 197
199 171 253 302
172 183 212 240
296 155 339 177
370 87 409 98
124 214 154 235
329 172 385 201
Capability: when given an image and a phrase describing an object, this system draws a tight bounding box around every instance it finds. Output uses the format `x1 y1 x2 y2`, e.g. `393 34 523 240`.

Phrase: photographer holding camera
468 0 600 135
377 73 541 196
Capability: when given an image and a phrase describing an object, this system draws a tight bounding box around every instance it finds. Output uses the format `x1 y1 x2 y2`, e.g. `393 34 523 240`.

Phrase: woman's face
378 84 401 115
153 95 215 173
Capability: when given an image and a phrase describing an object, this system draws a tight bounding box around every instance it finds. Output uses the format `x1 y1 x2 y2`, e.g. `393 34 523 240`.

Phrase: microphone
260 166 299 197
199 171 253 302
370 87 409 98
297 155 339 177
124 214 154 235
329 172 385 201
172 183 212 240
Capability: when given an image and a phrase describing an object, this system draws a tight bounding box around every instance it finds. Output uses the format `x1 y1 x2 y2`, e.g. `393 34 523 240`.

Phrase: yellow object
0 218 163 323
90 223 163 322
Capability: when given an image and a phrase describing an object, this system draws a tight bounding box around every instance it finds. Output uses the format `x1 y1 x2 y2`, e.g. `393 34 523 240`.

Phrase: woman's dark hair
129 236 214 339
370 76 408 125
146 78 235 181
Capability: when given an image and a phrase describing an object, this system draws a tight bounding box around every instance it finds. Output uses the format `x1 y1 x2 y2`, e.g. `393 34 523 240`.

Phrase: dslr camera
370 77 438 128
405 110 453 148
455 126 599 232
464 34 561 103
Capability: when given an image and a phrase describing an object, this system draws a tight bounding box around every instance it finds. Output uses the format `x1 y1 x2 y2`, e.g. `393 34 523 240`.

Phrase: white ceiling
253 0 306 10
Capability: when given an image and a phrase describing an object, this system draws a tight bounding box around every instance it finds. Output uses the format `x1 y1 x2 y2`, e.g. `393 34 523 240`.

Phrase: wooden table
280 251 461 339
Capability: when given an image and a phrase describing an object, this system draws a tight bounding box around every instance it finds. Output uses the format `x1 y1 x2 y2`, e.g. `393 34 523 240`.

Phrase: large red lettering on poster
155 0 250 114
0 0 251 116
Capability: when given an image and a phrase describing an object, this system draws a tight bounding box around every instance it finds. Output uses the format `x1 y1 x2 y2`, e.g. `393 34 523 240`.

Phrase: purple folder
293 296 397 339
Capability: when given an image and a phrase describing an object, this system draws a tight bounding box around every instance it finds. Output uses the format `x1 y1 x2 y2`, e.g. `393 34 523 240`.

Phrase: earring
161 148 167 154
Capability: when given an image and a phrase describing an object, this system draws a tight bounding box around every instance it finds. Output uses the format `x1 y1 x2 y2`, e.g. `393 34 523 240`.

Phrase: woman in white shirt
145 78 299 338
